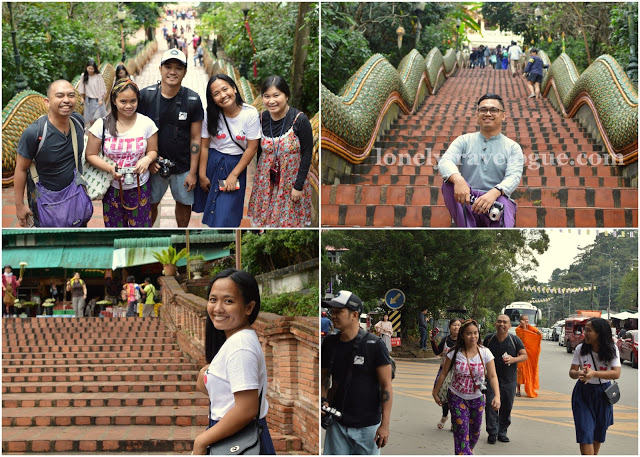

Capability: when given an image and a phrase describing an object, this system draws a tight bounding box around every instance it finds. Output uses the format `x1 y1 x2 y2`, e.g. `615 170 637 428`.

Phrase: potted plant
188 254 206 279
152 246 188 277
42 298 55 316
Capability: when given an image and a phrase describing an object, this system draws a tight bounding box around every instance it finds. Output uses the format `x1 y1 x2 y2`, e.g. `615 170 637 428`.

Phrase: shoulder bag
207 391 263 455
437 347 459 402
83 117 115 201
590 350 620 405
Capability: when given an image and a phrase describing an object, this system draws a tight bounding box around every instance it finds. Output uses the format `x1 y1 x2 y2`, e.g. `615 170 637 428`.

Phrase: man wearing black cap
321 290 393 455
138 48 204 227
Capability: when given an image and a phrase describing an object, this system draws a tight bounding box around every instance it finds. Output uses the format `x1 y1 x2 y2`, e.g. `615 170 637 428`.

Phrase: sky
527 229 598 283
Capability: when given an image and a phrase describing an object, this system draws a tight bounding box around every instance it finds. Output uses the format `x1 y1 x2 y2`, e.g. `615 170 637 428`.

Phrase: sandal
516 391 522 397
437 416 447 429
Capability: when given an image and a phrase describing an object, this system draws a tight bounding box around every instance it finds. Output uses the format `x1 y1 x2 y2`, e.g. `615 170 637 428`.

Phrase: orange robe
516 325 542 398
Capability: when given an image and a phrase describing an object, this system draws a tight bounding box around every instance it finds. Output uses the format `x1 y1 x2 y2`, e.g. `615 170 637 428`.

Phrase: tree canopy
2 2 160 107
196 2 319 115
242 230 318 276
481 2 638 72
322 230 549 336
322 2 478 94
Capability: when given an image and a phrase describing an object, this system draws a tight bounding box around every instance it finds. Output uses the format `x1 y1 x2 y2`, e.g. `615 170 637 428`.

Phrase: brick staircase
1 317 303 454
322 68 638 227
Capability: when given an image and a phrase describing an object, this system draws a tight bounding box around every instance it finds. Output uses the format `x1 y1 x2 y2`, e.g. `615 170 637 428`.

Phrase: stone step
3 337 174 347
2 391 209 409
2 405 210 427
2 380 197 394
2 369 197 384
6 343 177 354
3 355 193 367
3 350 184 361
3 361 197 374
322 203 637 228
1 427 303 454
3 330 171 340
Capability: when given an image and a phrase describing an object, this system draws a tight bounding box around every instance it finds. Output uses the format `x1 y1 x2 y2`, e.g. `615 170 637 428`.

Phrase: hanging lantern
396 26 405 49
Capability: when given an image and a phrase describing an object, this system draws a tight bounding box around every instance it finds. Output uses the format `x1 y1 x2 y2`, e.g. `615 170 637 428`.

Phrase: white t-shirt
204 329 269 421
508 45 522 60
571 343 621 385
447 346 495 400
201 104 260 155
89 114 158 190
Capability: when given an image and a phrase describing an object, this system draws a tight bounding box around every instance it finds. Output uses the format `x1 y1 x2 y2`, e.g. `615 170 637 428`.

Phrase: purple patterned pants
442 181 517 227
102 182 151 228
448 391 485 455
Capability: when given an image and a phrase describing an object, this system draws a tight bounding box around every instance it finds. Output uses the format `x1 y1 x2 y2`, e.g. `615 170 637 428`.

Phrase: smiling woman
193 269 276 455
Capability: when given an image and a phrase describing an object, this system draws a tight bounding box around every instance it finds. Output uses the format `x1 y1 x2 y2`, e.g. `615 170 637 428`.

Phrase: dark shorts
527 73 543 84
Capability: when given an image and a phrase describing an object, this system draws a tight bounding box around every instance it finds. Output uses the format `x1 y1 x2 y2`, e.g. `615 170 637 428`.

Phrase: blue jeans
419 327 428 349
324 421 380 455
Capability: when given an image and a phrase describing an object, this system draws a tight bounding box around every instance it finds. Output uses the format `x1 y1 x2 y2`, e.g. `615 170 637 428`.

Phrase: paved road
321 340 638 455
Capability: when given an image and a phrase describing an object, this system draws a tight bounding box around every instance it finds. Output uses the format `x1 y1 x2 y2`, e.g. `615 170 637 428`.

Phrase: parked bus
502 302 542 334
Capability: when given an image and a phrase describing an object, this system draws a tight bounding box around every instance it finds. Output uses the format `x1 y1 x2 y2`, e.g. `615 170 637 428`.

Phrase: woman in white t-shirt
86 78 158 227
569 318 621 455
193 74 260 227
193 269 275 455
432 319 500 455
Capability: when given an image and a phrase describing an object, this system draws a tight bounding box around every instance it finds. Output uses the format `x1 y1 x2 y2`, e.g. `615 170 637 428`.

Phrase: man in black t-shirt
137 49 204 227
321 291 393 455
14 80 85 227
482 314 527 444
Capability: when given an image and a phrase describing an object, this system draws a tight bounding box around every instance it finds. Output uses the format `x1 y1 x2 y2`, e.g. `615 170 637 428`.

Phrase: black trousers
485 379 516 437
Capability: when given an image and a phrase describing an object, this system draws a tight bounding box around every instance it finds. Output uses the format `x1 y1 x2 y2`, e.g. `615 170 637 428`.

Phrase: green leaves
152 246 188 265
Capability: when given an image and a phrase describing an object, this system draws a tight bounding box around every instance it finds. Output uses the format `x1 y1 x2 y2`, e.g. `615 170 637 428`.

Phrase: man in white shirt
508 41 523 77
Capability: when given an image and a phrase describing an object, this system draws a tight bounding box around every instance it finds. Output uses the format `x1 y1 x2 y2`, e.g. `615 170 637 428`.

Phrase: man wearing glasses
438 93 524 227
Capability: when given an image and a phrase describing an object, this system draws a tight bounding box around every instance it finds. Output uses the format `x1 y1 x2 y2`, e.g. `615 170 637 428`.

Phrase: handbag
28 119 93 227
83 117 116 201
436 347 458 402
590 351 620 405
207 391 263 455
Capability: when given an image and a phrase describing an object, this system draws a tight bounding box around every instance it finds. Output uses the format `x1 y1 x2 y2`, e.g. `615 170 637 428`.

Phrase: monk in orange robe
515 315 542 397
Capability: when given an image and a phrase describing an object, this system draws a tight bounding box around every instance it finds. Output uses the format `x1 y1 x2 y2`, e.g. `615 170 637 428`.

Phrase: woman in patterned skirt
248 76 313 227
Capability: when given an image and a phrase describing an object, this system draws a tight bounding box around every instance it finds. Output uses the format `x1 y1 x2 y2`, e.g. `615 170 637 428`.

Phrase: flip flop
437 417 447 429
516 391 522 397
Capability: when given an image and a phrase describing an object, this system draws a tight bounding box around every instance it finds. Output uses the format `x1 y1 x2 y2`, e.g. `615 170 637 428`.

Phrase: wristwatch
494 186 504 196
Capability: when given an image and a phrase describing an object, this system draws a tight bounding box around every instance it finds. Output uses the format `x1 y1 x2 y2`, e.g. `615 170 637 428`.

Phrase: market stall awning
2 247 64 269
112 247 231 269
611 312 639 320
59 246 114 270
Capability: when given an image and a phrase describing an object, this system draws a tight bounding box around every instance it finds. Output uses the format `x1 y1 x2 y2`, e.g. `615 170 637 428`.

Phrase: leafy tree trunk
290 2 311 109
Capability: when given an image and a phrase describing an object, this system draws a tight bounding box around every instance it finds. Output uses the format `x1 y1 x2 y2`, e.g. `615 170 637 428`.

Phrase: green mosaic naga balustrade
541 52 638 165
2 41 159 187
321 46 466 171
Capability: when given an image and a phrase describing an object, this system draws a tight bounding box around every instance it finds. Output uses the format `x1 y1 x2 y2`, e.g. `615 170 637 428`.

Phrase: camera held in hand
321 404 343 429
469 195 504 222
156 158 176 179
118 166 138 186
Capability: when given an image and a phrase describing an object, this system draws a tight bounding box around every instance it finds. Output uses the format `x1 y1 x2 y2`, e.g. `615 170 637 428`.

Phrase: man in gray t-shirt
482 315 527 443
438 93 524 227
14 80 85 227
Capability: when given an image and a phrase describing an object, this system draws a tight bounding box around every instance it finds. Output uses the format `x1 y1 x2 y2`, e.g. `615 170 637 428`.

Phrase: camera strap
222 113 246 152
118 175 141 211
154 83 186 144
464 346 486 386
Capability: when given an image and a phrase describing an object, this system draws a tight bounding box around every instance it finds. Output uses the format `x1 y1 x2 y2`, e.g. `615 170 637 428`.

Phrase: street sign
389 310 401 335
385 289 405 310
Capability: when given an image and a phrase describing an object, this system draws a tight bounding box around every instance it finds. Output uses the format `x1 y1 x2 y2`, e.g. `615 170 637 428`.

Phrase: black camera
475 380 488 394
469 195 504 222
156 158 175 179
321 404 342 429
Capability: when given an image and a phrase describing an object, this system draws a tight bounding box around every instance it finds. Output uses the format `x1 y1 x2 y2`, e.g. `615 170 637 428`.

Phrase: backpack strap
30 114 82 184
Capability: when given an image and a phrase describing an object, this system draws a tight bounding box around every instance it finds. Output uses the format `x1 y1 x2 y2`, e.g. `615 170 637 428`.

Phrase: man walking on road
482 314 528 444
418 309 429 350
321 290 393 455
138 49 204 227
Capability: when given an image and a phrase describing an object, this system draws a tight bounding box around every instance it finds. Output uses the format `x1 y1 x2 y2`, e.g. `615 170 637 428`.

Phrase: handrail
320 47 466 168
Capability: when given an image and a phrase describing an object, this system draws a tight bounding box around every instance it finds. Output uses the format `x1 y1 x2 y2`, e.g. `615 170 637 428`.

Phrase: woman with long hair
432 319 500 455
193 269 276 455
78 59 107 129
193 74 260 227
569 317 621 455
86 78 158 227
247 75 314 227
430 317 462 431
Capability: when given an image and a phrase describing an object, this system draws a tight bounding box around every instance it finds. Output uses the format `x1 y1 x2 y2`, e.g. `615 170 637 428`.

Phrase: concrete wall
255 258 319 296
